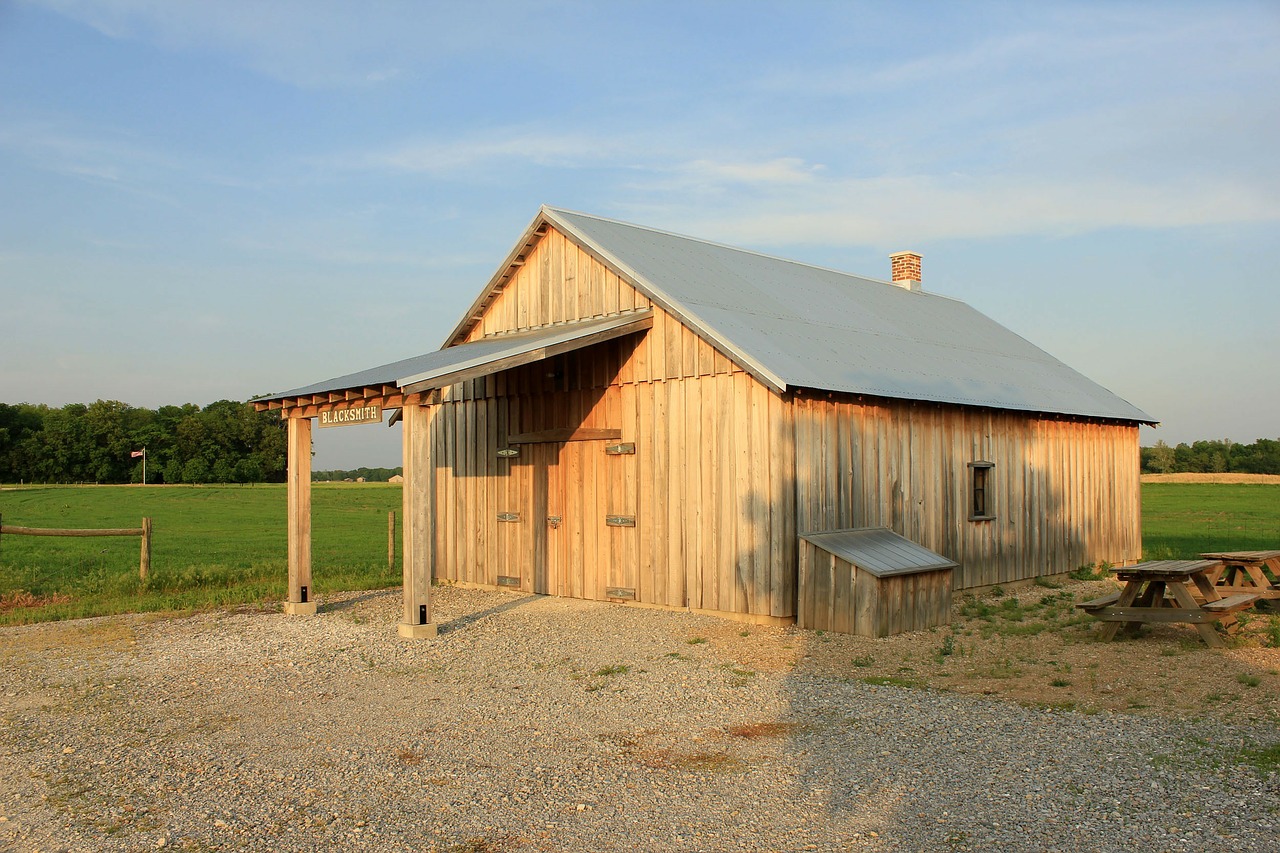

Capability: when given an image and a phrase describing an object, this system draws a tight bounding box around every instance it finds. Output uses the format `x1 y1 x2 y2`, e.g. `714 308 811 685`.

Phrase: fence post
388 511 396 571
140 517 152 581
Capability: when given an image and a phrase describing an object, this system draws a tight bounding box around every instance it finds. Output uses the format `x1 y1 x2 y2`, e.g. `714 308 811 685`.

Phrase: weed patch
1233 742 1280 774
594 664 630 677
0 589 72 613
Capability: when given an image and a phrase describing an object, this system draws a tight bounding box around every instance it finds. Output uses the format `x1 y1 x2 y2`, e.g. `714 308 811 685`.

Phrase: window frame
968 461 995 522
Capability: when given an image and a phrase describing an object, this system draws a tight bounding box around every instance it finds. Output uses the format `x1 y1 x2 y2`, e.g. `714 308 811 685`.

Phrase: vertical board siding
468 228 654 340
426 227 796 619
792 396 1141 589
420 224 1140 626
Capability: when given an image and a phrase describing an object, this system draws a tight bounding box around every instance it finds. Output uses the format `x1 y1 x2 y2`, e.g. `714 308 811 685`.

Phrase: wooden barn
254 206 1153 638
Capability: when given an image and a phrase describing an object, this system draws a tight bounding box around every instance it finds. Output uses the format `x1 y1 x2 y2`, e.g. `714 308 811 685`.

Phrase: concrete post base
397 621 439 639
283 601 317 616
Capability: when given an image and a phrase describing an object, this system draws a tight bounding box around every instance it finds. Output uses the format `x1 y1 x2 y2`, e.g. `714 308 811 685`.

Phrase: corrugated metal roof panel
545 207 1154 423
800 528 958 578
254 313 647 403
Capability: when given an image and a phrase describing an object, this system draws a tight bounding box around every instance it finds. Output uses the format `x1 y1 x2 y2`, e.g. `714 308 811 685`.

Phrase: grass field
1141 483 1280 560
0 484 401 624
2 482 1277 625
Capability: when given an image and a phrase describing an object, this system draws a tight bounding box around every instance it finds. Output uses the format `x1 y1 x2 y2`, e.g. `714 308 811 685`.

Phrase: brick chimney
889 251 922 292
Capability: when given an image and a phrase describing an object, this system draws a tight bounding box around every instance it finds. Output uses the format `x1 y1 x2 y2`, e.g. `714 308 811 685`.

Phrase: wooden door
533 440 635 603
529 442 558 596
524 440 634 601
544 441 588 600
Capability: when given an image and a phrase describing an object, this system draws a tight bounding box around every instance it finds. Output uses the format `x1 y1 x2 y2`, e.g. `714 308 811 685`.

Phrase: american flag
131 450 144 458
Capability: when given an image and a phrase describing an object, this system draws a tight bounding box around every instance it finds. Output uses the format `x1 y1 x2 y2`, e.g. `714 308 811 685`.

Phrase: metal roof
255 313 649 403
543 207 1154 423
800 527 958 578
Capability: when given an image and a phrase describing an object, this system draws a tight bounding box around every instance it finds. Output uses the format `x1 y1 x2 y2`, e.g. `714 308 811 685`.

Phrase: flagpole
142 447 146 486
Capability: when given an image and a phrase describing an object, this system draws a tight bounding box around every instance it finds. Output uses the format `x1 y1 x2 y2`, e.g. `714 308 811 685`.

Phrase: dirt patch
1142 473 1280 484
0 616 141 669
794 580 1280 720
726 721 799 739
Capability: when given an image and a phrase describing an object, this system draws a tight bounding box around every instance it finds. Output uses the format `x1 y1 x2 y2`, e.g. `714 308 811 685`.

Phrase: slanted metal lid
800 527 957 578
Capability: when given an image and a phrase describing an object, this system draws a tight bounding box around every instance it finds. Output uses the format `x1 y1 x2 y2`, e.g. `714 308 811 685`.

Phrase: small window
969 462 995 521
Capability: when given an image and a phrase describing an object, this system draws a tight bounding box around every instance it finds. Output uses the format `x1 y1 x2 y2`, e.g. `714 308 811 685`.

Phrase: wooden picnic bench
1076 559 1259 648
1199 550 1280 603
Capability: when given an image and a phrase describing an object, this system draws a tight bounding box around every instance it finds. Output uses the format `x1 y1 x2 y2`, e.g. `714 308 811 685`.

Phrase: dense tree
1141 437 1280 475
312 466 403 483
0 400 288 484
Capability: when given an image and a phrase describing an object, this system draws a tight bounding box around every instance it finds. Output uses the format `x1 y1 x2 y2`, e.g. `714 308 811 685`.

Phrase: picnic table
1199 550 1280 603
1075 559 1259 648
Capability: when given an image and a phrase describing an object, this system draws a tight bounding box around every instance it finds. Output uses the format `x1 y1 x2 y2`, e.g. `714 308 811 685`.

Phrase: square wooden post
284 416 316 615
398 401 437 638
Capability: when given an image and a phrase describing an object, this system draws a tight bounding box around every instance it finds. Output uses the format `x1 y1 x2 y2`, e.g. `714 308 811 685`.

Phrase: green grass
1142 483 1280 559
0 484 401 624
4 481 1278 626
1233 742 1280 774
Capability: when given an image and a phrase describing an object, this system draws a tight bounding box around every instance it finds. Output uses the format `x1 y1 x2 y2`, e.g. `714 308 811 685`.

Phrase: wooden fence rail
0 513 153 580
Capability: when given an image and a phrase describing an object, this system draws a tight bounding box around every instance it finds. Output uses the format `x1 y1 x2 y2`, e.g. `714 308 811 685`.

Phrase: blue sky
1 0 1277 469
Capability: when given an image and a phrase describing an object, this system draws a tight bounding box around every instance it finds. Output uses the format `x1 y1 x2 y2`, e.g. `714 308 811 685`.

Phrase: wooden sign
318 405 381 428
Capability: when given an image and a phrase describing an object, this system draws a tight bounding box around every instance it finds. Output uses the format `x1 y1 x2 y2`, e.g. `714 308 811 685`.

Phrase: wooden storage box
798 527 955 637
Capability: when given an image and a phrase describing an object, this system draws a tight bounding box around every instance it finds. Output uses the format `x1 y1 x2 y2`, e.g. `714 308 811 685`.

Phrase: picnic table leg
1120 580 1164 638
1099 581 1143 642
1242 564 1271 590
1169 581 1225 649
1188 572 1243 633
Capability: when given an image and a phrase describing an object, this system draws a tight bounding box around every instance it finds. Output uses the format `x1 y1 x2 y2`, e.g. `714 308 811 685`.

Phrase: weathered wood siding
792 395 1141 588
463 227 653 340
425 227 796 619
418 224 1140 617
796 541 953 636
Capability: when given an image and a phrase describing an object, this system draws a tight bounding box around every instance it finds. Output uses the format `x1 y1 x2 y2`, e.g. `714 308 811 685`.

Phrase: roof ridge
543 205 922 293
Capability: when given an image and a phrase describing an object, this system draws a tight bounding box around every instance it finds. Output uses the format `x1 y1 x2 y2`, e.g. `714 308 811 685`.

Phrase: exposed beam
508 428 622 444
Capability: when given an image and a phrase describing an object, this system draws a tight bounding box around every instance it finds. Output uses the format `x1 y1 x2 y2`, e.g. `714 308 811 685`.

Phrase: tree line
313 467 403 483
0 400 287 485
1141 438 1280 475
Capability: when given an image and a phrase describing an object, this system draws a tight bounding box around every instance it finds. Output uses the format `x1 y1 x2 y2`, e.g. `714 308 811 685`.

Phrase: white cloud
677 157 823 186
364 132 631 176
644 172 1280 248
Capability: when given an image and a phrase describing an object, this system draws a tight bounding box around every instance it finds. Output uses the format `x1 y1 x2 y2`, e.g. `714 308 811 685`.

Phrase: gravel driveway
2 586 1277 852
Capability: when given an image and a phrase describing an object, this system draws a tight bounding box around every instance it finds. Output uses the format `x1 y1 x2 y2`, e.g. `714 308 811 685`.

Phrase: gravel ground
1 586 1277 852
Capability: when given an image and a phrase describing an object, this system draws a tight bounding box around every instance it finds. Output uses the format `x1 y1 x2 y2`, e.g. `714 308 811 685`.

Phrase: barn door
543 441 588 599
535 440 634 602
530 443 559 596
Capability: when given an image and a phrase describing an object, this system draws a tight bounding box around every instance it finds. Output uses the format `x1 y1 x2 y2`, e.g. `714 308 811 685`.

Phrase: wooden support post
388 511 396 571
285 416 316 615
398 402 437 638
140 517 152 581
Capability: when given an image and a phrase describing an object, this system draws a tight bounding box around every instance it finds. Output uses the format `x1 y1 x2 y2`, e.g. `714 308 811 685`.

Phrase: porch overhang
398 310 652 395
253 309 653 417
